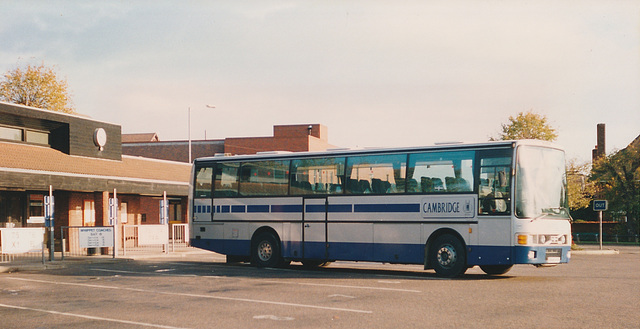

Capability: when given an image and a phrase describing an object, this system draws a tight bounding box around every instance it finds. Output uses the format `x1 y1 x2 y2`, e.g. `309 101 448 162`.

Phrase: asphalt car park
1 246 638 329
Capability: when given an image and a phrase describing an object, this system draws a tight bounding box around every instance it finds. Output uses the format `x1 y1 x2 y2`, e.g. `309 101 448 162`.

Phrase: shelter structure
0 102 190 240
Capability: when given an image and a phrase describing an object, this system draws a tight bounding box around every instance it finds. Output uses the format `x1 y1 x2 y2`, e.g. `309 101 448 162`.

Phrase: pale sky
1 1 638 163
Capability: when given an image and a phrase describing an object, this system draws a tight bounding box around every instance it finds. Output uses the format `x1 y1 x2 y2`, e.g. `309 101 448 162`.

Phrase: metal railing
572 232 640 244
122 224 168 255
170 223 190 251
3 224 194 264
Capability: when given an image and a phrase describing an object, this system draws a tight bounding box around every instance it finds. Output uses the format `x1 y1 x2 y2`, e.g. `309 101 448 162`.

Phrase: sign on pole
78 227 114 248
159 200 169 225
44 196 55 227
108 197 118 226
593 199 608 250
593 200 608 211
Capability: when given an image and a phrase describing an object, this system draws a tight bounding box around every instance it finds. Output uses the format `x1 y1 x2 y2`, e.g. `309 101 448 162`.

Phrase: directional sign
159 200 169 225
44 196 54 227
108 197 118 225
593 200 608 211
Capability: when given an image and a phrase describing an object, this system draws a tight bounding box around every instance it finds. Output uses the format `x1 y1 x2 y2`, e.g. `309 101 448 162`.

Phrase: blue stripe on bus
353 203 420 213
305 204 353 213
231 205 246 213
247 205 270 213
271 204 303 213
211 203 422 214
192 238 547 267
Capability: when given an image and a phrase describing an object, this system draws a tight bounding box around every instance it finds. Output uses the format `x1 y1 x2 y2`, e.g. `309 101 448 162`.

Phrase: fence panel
122 225 168 255
171 224 190 251
0 228 46 263
573 232 640 244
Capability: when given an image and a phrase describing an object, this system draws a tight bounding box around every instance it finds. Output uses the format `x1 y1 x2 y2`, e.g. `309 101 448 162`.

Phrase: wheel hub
258 241 272 261
437 245 457 268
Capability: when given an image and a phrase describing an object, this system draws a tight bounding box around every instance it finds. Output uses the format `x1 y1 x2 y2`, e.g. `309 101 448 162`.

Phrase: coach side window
478 156 511 215
194 166 213 198
213 162 239 198
238 160 290 196
290 157 345 195
407 151 474 193
345 154 406 194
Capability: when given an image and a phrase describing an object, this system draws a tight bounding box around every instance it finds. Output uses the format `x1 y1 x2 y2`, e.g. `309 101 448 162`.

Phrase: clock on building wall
94 128 107 151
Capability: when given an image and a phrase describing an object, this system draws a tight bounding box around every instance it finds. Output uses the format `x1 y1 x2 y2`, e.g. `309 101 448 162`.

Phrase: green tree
590 140 640 235
493 111 558 141
0 62 75 114
567 159 596 212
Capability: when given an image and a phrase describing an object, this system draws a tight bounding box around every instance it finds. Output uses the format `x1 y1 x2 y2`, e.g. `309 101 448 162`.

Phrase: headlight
539 235 546 244
517 233 569 245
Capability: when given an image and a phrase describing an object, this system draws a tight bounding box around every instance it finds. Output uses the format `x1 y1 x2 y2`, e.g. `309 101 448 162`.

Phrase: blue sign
44 196 54 227
159 200 168 224
593 200 608 211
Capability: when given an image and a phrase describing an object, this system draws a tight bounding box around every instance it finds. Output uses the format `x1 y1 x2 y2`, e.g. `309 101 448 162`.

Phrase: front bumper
514 245 571 264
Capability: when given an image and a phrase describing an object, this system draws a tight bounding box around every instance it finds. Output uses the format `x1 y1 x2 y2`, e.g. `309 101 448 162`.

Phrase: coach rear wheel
480 265 513 275
429 234 467 278
252 232 281 268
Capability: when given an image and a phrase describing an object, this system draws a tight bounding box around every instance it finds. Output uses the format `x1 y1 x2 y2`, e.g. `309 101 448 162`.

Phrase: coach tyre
430 234 467 278
252 232 281 268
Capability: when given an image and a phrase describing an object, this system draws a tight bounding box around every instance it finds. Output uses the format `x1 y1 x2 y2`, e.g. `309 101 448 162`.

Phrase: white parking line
0 303 190 329
296 282 420 293
90 267 420 292
90 268 198 277
6 277 372 314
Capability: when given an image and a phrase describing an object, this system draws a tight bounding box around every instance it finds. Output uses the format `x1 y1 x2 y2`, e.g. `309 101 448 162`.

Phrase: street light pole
188 107 191 163
188 105 216 163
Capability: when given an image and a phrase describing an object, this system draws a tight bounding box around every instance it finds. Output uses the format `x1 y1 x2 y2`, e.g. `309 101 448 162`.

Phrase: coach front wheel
429 234 467 278
251 232 281 268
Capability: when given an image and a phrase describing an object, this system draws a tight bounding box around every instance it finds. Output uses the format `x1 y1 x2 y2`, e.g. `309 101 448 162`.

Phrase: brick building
0 101 190 237
122 124 337 162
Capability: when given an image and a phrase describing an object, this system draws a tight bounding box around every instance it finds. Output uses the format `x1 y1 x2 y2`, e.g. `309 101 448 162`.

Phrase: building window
83 200 95 226
26 130 49 145
0 126 23 141
120 202 128 223
27 194 45 225
0 125 49 145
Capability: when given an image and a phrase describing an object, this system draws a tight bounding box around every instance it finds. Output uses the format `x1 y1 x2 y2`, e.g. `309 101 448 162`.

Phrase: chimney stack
592 123 606 163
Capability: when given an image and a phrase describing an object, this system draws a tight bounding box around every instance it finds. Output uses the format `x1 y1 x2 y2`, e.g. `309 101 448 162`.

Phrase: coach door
302 197 328 260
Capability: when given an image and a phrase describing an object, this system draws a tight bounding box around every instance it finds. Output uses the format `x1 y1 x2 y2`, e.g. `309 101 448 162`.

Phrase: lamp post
188 105 216 163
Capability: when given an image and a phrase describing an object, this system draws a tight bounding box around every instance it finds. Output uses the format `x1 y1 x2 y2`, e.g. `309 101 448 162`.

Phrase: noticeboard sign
79 227 114 248
593 200 608 211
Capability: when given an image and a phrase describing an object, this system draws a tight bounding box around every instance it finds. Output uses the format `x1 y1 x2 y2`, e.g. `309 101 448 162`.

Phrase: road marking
6 277 372 314
297 282 420 293
90 267 419 292
329 294 356 299
253 315 295 321
90 268 197 277
0 303 190 329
